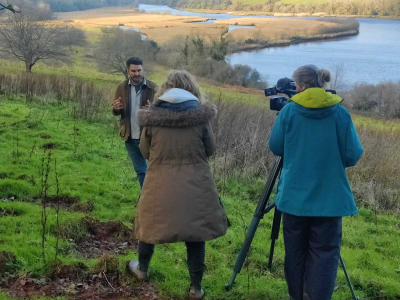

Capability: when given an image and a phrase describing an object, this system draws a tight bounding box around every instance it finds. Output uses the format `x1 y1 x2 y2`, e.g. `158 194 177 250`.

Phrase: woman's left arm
139 127 152 159
269 111 286 157
202 122 216 158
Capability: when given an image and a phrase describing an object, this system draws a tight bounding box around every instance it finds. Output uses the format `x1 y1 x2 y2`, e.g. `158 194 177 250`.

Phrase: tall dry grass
208 94 400 212
342 81 400 119
347 125 400 212
0 73 111 121
313 18 359 35
211 98 276 178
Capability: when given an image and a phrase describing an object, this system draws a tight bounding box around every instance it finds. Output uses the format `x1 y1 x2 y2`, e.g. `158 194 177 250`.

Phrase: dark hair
126 57 143 68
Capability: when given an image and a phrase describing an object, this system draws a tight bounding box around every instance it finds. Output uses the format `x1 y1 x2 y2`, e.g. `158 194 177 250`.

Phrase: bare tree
0 5 69 72
94 27 158 79
329 63 347 91
0 2 19 13
57 25 87 51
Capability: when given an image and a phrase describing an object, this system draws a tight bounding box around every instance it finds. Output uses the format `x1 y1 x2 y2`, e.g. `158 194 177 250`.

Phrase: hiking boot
127 260 148 280
189 287 204 300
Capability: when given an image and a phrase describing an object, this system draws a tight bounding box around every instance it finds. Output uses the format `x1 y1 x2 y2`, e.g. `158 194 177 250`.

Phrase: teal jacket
269 88 363 217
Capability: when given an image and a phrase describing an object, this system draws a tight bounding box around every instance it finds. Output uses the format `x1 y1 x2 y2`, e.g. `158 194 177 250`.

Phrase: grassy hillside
0 15 399 298
0 95 399 300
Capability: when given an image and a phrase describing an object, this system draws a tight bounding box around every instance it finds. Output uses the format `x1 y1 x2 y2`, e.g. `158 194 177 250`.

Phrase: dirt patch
17 174 36 185
41 143 57 149
74 217 137 258
50 260 88 281
44 195 81 210
0 207 22 217
58 217 137 258
0 251 17 275
0 274 161 300
72 199 94 213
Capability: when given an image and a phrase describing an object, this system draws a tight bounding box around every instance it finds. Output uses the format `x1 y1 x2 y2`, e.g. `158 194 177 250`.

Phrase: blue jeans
125 138 147 189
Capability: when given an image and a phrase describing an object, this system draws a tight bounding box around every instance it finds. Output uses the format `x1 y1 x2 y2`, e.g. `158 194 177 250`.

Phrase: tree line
141 0 400 17
44 0 138 12
2 0 139 13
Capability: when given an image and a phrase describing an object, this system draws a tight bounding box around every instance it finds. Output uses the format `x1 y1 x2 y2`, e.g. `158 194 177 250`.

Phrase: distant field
216 17 337 43
55 7 208 27
54 7 354 46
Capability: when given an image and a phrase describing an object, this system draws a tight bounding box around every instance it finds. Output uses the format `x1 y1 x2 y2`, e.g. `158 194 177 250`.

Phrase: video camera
265 77 336 111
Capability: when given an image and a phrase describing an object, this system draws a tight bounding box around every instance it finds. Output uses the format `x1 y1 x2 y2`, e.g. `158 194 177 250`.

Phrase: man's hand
141 100 151 110
112 97 123 112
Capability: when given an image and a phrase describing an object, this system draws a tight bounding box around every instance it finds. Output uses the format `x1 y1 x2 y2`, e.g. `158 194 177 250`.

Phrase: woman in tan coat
128 70 228 300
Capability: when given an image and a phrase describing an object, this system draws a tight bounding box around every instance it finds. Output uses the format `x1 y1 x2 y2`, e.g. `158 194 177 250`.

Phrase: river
138 4 400 87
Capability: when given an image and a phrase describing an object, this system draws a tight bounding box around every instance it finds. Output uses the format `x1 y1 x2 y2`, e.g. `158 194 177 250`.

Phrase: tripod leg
225 157 283 291
225 216 261 291
340 255 360 300
268 208 282 269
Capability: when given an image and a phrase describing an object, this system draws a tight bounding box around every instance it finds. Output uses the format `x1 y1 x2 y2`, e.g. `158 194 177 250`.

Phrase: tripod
225 157 360 300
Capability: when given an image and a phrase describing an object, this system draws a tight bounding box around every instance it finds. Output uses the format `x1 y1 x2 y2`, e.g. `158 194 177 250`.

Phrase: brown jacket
135 103 228 244
112 78 157 141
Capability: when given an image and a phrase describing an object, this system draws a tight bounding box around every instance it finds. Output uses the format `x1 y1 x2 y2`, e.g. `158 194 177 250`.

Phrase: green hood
291 88 342 108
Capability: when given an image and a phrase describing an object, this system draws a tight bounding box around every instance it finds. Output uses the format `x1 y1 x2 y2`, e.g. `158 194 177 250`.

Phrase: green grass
352 115 400 132
0 96 399 299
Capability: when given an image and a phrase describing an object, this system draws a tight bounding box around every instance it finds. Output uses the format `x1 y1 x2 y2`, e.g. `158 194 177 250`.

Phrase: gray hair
292 65 331 89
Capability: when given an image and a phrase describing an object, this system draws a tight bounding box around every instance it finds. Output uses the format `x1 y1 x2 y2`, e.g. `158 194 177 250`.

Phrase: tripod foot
225 283 232 291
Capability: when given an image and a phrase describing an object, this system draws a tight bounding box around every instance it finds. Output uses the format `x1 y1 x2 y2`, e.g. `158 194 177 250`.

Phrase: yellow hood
291 88 342 109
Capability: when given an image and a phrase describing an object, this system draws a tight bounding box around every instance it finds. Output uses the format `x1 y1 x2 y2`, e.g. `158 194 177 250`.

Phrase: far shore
55 6 363 54
184 8 400 20
228 30 359 54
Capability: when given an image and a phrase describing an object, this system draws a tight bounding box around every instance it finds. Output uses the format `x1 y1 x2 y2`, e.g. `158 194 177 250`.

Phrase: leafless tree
329 63 347 91
0 2 19 13
0 4 69 72
57 25 87 51
94 27 158 79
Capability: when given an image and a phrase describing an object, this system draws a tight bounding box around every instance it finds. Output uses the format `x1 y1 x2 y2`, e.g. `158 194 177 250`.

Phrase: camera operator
269 65 363 300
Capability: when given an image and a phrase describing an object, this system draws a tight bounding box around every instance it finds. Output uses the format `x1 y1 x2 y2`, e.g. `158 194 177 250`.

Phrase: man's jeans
125 138 147 189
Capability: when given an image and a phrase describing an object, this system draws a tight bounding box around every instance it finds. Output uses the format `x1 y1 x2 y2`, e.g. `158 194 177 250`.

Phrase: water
228 18 400 87
138 4 274 22
228 25 255 32
138 4 400 86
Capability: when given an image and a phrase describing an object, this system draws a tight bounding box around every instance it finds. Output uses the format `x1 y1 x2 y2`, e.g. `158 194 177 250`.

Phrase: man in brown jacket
112 57 157 188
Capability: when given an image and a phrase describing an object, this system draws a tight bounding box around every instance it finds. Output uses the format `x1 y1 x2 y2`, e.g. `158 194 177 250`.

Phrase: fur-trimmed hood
137 103 217 128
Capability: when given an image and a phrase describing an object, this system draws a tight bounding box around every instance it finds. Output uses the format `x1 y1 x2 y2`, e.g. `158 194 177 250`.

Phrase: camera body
266 77 336 111
265 78 297 111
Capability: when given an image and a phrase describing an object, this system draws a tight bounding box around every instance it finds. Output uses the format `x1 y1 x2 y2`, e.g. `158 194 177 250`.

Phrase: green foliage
158 33 267 89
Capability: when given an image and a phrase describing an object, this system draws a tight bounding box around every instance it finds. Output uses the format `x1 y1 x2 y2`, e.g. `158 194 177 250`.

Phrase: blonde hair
292 64 331 89
156 70 205 103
